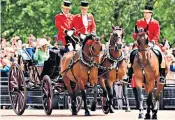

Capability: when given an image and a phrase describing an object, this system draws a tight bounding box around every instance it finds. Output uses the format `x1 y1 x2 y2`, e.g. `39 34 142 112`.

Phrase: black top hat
143 5 154 13
81 1 89 8
61 1 72 9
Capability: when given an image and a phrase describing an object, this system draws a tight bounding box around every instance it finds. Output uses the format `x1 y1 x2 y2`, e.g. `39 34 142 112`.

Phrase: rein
80 41 101 67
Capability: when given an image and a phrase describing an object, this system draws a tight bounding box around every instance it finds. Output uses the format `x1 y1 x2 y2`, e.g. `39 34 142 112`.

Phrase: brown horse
60 34 102 116
133 26 167 119
98 26 128 114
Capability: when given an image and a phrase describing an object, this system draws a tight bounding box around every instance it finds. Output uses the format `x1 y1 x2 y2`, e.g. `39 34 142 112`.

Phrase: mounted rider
126 5 166 84
55 0 74 52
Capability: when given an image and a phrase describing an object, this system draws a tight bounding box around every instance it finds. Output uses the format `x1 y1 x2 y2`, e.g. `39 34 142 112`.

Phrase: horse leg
71 90 78 115
99 78 109 112
145 92 153 119
63 76 77 115
91 85 98 111
106 84 115 113
137 87 144 119
81 89 90 116
78 79 90 116
152 83 164 119
123 83 131 112
133 87 139 109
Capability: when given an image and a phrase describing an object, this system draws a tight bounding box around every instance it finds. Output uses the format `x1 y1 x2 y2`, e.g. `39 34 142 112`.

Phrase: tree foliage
1 0 175 45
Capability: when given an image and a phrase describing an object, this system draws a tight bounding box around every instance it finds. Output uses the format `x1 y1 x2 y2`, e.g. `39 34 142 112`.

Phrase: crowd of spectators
0 35 175 81
0 34 54 77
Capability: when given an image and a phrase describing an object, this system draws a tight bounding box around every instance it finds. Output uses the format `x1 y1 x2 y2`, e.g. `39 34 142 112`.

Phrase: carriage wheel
8 63 27 115
101 96 109 114
68 95 82 113
42 75 53 115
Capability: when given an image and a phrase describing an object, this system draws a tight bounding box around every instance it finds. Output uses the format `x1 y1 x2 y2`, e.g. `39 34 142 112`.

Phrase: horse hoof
152 114 157 119
72 112 77 116
138 113 144 119
109 107 115 113
125 109 131 112
125 107 131 112
91 102 96 111
102 106 109 114
85 111 90 116
144 113 151 119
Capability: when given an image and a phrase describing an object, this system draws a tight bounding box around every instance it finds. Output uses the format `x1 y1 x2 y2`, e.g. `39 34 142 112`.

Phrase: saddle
130 48 162 65
151 48 162 65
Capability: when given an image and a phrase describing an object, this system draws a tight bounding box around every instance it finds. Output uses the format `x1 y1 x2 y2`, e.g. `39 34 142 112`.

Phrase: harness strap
87 68 91 84
70 65 78 82
136 53 148 85
61 52 80 74
107 48 124 62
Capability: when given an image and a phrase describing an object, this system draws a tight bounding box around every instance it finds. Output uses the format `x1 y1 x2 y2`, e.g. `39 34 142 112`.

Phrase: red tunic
132 18 160 43
131 74 136 88
55 13 74 46
70 13 96 35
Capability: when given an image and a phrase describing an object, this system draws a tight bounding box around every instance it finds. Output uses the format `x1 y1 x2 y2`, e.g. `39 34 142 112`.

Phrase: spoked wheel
42 75 53 115
8 63 27 115
101 96 109 114
68 95 82 114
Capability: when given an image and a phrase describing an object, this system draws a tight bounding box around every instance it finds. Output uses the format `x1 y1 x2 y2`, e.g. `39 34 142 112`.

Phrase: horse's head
83 34 102 63
110 25 124 50
135 25 149 47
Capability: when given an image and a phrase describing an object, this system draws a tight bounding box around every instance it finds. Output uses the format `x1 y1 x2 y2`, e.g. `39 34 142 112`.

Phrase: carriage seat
40 48 61 79
25 47 35 59
19 49 33 61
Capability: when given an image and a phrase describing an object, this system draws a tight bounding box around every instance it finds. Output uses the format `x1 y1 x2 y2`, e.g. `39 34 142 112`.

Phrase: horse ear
100 34 105 41
112 24 115 30
119 24 123 28
135 25 138 33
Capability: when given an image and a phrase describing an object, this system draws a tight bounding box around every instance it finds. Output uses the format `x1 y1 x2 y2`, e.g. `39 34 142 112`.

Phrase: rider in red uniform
126 5 166 84
71 1 96 35
55 1 74 51
70 1 96 46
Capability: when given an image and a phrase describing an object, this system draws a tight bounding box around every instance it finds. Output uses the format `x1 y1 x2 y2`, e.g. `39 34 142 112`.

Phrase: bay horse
60 34 102 116
133 26 167 119
97 25 128 113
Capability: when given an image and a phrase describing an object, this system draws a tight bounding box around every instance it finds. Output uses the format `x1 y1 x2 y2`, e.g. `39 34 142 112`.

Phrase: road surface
1 109 175 120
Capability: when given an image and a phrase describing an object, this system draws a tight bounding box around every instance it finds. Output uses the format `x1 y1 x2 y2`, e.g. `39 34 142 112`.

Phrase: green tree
1 0 175 45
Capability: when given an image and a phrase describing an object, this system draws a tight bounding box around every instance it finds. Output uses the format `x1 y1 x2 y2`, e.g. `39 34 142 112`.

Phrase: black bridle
110 28 124 50
81 40 102 67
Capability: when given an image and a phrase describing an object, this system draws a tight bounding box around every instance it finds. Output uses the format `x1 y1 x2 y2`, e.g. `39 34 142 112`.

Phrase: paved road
1 110 175 120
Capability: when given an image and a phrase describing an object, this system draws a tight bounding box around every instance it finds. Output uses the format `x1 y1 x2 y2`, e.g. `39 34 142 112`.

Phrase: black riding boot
128 66 133 82
123 66 133 83
124 49 137 83
159 68 166 84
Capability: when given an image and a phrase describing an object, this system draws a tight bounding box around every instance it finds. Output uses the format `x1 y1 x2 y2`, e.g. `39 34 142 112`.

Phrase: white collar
146 18 151 24
62 11 68 17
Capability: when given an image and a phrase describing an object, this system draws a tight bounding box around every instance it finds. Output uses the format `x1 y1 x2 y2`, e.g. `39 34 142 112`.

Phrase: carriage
8 45 83 115
8 29 123 116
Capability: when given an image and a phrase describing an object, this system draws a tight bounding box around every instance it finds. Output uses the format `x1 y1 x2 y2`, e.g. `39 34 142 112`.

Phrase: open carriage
8 46 82 116
8 30 111 116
